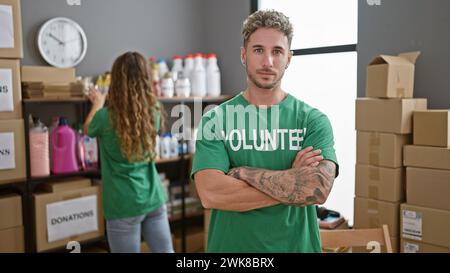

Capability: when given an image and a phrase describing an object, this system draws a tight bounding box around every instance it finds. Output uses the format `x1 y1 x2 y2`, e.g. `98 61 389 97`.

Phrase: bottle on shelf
171 55 184 82
191 53 207 97
175 72 191 97
183 54 194 88
170 133 179 158
50 117 79 174
206 53 221 97
161 72 175 98
76 124 99 171
103 72 111 94
157 58 169 80
149 57 162 97
161 133 171 159
95 74 105 94
29 116 50 177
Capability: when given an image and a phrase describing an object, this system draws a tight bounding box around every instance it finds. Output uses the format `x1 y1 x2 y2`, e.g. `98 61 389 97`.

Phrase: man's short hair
242 9 294 48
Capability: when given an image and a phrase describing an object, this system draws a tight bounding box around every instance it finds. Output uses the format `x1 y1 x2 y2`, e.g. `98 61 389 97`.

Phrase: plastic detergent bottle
206 53 221 97
29 117 50 177
157 58 169 80
51 117 78 174
183 54 194 85
82 134 98 170
171 55 184 82
191 53 206 97
103 72 111 94
170 134 179 158
161 134 171 159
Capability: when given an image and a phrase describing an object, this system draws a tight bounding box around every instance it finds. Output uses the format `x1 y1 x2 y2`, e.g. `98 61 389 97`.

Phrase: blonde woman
84 52 173 253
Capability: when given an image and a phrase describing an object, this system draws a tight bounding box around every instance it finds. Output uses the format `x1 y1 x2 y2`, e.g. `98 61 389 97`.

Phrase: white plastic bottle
183 54 194 85
206 53 221 97
161 73 174 98
157 58 169 80
175 74 191 97
155 135 160 159
161 134 171 159
170 134 179 158
171 55 184 82
29 117 50 177
191 53 207 97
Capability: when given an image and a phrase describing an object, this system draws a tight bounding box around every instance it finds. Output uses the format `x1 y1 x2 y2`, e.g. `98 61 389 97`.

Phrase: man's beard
246 65 284 90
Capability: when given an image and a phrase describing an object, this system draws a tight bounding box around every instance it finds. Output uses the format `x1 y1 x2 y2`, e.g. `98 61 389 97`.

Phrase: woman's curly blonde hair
108 52 164 162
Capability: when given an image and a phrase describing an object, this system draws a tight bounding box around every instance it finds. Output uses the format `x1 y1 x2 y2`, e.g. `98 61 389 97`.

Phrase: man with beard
191 10 339 253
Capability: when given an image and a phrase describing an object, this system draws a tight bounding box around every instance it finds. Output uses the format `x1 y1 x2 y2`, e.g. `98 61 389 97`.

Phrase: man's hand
292 146 323 168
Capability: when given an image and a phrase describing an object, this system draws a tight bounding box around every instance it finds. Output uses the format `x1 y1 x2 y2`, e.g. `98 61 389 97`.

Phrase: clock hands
48 33 65 45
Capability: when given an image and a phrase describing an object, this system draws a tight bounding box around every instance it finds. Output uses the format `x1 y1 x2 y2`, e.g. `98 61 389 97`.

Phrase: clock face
37 17 87 68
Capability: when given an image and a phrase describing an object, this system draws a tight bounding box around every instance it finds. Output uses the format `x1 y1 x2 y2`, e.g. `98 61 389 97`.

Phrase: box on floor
354 197 400 237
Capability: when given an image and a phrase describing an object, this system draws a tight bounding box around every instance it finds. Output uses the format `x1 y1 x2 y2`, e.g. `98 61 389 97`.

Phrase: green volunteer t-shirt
191 92 339 253
88 107 166 220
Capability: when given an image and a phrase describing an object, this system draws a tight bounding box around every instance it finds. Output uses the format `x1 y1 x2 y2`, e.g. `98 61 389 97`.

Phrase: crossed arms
194 148 337 212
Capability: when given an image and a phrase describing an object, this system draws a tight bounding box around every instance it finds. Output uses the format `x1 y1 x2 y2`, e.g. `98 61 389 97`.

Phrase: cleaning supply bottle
51 117 79 174
161 133 171 159
82 135 98 170
171 55 184 82
95 74 105 93
103 72 111 94
183 54 194 85
191 53 206 97
161 72 175 98
150 57 161 97
170 133 179 158
206 53 221 97
157 58 169 80
48 116 60 171
29 117 50 177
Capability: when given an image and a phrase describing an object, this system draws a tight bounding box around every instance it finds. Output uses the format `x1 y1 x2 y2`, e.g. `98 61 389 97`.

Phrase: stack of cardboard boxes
0 0 25 185
354 51 427 252
400 110 450 253
0 0 25 253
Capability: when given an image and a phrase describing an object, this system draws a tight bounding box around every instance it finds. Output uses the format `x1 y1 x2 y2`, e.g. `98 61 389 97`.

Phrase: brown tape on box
368 200 380 227
369 168 380 180
397 88 406 97
369 186 379 200
369 133 380 165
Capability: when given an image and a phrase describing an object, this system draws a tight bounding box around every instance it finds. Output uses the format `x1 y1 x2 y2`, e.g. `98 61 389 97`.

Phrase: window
257 0 358 225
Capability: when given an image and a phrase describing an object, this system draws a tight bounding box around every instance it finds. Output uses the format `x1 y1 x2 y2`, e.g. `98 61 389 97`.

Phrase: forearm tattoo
227 161 336 206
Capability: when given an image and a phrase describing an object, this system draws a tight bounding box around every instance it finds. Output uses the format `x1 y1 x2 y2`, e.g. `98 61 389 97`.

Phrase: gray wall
21 0 249 95
358 0 450 109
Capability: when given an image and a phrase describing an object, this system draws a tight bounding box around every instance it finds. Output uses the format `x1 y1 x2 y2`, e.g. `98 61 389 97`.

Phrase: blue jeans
106 205 174 253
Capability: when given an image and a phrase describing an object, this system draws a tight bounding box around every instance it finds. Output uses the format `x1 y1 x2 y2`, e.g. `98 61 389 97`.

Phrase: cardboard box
404 145 450 170
355 164 405 202
0 225 24 253
0 59 22 119
0 193 22 229
21 66 76 84
413 110 450 147
0 119 26 184
401 239 450 253
355 98 427 134
39 177 92 193
0 0 23 58
401 204 450 249
357 131 411 168
354 197 400 237
351 236 399 253
174 227 204 253
366 52 420 98
407 167 450 211
33 185 104 252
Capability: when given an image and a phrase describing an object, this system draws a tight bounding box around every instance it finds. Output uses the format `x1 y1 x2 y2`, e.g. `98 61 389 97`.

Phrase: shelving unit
18 94 231 253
